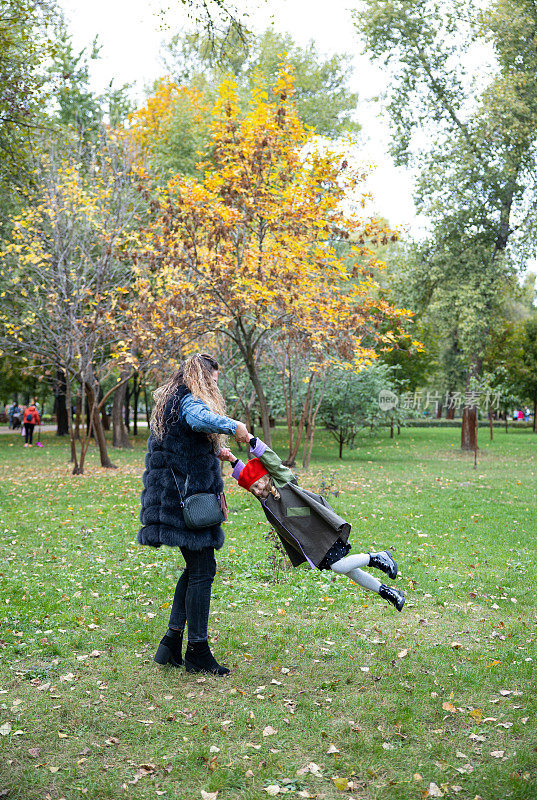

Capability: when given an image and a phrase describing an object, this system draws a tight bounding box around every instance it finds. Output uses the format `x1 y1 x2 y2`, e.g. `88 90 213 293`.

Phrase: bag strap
170 467 186 509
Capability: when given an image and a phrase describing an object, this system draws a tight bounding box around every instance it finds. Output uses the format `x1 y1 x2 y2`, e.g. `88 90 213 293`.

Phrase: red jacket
23 406 40 425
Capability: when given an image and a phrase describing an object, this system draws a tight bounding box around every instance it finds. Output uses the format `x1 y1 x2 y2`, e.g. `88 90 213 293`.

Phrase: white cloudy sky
59 0 423 232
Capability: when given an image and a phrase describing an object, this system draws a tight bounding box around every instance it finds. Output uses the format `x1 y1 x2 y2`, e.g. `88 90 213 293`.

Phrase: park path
0 425 57 434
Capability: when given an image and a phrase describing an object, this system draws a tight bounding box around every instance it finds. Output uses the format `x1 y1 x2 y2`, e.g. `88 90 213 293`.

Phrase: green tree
356 0 537 442
320 363 403 458
162 26 360 138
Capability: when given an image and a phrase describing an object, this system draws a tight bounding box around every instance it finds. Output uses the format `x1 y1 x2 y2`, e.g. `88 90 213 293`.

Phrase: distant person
22 402 40 447
517 409 524 421
10 403 21 430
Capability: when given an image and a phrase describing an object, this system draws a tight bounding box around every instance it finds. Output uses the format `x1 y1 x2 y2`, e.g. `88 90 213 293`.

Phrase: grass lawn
0 424 535 800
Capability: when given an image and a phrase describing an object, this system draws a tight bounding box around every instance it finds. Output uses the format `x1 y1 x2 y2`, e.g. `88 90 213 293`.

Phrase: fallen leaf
296 762 323 777
442 702 456 713
209 746 220 753
499 690 512 696
200 791 218 800
450 642 462 650
413 773 423 782
428 782 444 797
264 786 281 796
397 648 409 658
490 750 505 758
382 742 395 750
469 708 483 722
0 723 12 736
262 726 277 737
326 744 340 754
332 776 350 790
105 737 120 745
245 770 254 778
469 733 486 742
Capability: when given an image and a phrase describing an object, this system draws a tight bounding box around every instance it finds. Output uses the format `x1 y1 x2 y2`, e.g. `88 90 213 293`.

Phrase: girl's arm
248 438 295 486
220 440 295 486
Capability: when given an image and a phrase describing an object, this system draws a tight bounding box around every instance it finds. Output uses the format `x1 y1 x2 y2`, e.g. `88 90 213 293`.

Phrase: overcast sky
59 0 424 233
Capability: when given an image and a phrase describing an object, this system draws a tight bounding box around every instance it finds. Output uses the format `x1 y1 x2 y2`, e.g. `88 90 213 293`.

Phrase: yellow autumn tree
132 66 416 445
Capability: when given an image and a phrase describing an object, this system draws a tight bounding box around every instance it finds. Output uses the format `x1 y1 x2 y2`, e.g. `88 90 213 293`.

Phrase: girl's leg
330 553 405 609
331 550 398 581
329 553 371 574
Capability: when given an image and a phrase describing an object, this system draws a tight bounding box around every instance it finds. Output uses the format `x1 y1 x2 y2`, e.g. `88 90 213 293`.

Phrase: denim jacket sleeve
179 394 237 435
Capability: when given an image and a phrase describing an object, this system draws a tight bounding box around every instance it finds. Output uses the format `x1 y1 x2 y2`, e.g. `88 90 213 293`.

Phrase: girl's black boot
154 628 183 667
369 550 397 580
184 640 230 676
378 584 405 611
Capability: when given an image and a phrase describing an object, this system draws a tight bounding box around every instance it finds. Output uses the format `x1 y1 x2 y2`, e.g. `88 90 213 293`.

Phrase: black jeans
169 546 216 642
24 423 35 444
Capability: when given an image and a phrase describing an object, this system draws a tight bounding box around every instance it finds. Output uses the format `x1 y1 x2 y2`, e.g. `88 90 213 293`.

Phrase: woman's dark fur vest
138 385 225 550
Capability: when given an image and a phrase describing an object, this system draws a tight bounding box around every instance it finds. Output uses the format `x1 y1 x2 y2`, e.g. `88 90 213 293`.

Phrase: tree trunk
461 405 478 451
446 392 455 420
339 436 343 459
144 385 151 427
132 372 139 436
54 370 69 436
124 380 131 432
74 391 81 440
436 403 442 419
244 345 272 447
390 418 394 438
65 377 80 474
302 376 326 469
100 384 110 431
112 371 132 449
288 372 316 465
86 381 117 468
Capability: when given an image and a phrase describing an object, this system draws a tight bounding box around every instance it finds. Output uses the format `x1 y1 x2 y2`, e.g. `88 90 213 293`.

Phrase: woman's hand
233 421 250 444
218 446 234 462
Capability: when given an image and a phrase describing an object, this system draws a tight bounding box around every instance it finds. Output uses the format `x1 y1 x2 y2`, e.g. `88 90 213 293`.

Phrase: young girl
219 437 405 611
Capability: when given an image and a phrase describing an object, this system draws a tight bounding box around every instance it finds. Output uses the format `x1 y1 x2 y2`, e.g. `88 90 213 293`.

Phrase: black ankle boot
369 550 397 580
379 584 405 611
184 640 230 676
154 628 183 667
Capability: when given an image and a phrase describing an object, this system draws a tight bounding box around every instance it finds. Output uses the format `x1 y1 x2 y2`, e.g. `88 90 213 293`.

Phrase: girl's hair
251 475 280 500
150 353 227 448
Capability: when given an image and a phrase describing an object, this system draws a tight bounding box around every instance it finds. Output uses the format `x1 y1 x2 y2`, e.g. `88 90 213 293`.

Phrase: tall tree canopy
356 0 537 395
131 68 414 445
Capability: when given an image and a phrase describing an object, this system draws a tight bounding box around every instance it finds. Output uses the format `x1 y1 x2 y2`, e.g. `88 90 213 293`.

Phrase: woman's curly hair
150 353 228 449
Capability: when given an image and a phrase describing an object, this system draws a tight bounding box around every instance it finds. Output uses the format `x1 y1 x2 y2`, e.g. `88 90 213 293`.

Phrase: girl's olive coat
262 483 350 568
138 386 225 551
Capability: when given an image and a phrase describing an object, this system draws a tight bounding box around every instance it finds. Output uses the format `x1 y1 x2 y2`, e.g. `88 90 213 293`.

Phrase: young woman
138 354 249 675
220 437 405 611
